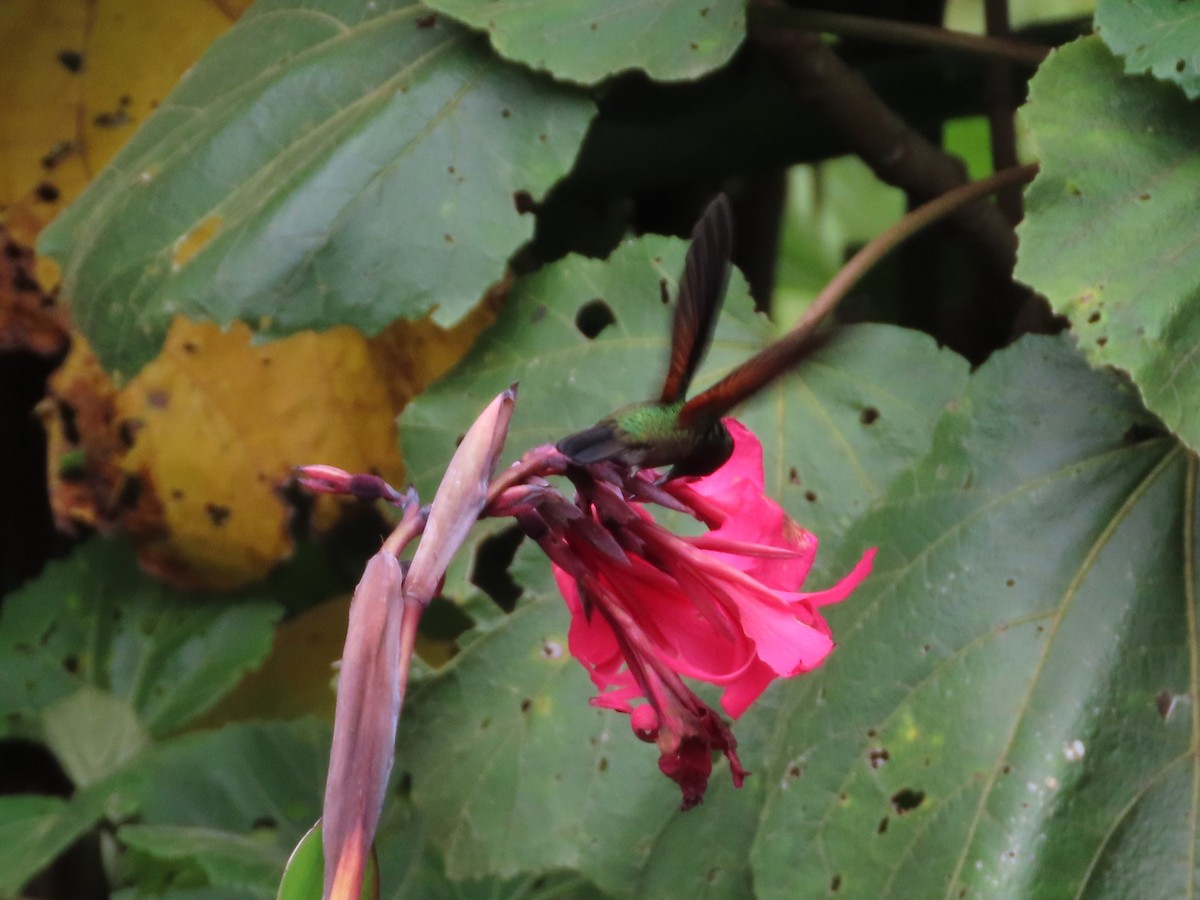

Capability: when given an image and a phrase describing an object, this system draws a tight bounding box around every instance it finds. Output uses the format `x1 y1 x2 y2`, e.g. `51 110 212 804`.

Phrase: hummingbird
556 194 827 480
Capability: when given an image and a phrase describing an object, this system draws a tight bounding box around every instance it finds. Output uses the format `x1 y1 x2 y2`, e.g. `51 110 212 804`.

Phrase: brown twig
985 0 1023 223
751 7 1048 68
750 0 1025 275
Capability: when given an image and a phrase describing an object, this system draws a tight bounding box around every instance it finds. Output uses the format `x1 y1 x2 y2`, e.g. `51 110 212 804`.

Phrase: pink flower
549 420 875 807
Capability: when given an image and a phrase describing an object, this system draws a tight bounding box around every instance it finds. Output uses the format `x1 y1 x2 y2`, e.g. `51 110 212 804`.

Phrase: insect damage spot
117 420 142 449
41 141 74 169
890 788 925 814
205 503 232 526
575 298 616 339
788 467 800 484
1157 690 1177 720
1087 311 1101 323
1177 59 1187 73
598 756 608 772
860 406 880 425
868 748 890 769
94 96 132 129
520 698 532 713
877 816 889 834
830 874 842 891
416 12 437 27
35 182 60 203
659 277 670 304
804 490 817 503
57 50 84 72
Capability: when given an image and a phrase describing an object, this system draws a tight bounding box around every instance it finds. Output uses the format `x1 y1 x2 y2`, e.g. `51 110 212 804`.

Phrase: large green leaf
1016 36 1200 453
0 791 110 897
118 720 330 896
0 539 282 743
401 234 969 544
1096 0 1200 98
38 0 594 378
751 335 1189 898
423 0 745 85
398 597 680 897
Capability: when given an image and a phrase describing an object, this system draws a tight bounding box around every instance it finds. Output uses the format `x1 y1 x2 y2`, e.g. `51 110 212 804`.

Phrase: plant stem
802 163 1039 333
751 6 1049 68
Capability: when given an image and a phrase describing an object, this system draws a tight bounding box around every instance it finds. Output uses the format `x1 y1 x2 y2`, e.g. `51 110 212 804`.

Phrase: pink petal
794 547 877 607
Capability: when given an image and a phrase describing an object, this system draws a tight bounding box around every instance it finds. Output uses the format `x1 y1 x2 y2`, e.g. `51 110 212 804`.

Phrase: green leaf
0 792 109 897
1016 36 1200 453
120 824 288 896
39 0 594 378
398 598 679 897
118 720 332 894
402 234 968 543
1096 0 1200 98
42 687 150 787
423 0 745 85
275 821 380 900
0 539 282 740
751 335 1190 898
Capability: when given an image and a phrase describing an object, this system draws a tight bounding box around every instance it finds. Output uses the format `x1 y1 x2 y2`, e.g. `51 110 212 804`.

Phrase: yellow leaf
45 300 497 588
0 0 252 242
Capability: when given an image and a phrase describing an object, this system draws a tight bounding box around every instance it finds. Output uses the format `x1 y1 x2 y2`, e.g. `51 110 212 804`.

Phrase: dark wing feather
679 324 831 427
659 194 734 404
556 425 629 464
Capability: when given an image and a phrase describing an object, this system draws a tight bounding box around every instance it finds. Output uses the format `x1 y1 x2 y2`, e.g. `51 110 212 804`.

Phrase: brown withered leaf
0 224 68 357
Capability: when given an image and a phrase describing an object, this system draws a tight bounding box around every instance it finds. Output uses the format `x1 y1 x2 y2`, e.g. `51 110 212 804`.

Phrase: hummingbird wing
555 424 631 465
659 194 734 404
678 320 831 428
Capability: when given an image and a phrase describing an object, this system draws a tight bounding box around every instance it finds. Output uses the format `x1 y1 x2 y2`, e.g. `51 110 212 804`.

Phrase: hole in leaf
575 299 616 339
890 788 925 814
868 748 890 769
659 278 671 304
419 596 474 641
117 476 142 510
57 400 80 443
205 503 231 526
471 524 525 612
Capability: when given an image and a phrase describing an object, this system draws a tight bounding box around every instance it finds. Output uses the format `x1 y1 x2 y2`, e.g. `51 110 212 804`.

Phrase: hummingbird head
664 418 733 480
